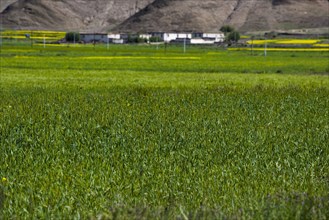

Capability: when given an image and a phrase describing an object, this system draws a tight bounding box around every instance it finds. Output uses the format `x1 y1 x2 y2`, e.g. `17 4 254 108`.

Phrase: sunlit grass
82 56 201 60
240 35 250 39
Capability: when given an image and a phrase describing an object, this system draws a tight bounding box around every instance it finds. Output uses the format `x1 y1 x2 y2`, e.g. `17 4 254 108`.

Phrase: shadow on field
260 193 329 219
89 193 329 219
0 187 5 213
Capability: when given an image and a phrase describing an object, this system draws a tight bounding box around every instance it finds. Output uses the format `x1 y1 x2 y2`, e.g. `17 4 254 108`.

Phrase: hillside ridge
1 0 328 32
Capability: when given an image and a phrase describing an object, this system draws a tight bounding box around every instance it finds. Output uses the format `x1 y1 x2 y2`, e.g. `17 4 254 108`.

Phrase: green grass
1 44 329 219
1 43 329 75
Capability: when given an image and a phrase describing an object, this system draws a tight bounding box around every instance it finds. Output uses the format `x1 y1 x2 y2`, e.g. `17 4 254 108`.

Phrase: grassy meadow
0 42 329 219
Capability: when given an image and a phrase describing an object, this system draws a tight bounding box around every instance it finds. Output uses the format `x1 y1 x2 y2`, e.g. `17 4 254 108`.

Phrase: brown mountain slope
0 0 17 12
115 0 329 32
0 0 328 32
0 0 155 31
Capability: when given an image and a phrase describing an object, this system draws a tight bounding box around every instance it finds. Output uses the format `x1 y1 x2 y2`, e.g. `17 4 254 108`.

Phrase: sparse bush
137 37 147 43
127 35 148 44
149 36 162 43
265 31 278 39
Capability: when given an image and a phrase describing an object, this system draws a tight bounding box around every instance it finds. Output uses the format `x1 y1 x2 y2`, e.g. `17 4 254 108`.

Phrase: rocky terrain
0 0 16 12
116 0 329 32
1 0 328 32
0 0 155 31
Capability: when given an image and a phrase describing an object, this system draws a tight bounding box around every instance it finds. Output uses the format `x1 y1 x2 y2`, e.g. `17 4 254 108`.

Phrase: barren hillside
0 0 328 32
0 0 17 12
116 0 329 32
0 0 155 31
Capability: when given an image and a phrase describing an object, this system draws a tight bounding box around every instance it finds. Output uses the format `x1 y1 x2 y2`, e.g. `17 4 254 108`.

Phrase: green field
1 43 329 219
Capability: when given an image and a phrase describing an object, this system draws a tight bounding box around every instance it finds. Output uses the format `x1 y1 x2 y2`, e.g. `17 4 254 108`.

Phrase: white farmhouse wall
202 33 225 43
112 39 124 44
163 33 178 42
139 34 152 40
163 33 192 42
177 33 192 39
108 34 121 39
190 38 215 44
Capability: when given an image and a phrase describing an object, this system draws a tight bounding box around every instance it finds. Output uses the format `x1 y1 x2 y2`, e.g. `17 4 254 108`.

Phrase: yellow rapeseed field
1 30 65 41
313 44 329 47
247 39 321 45
229 47 329 52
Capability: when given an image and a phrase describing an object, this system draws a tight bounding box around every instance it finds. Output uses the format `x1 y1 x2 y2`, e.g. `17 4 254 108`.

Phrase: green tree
65 32 80 42
220 25 235 34
226 31 240 43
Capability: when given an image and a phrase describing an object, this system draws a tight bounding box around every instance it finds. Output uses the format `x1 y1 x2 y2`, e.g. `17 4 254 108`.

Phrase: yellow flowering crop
1 30 65 41
229 48 329 52
313 44 329 47
2 36 62 40
247 39 321 45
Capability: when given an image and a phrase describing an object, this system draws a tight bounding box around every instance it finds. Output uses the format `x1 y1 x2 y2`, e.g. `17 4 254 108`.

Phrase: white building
191 32 225 44
139 34 152 40
79 31 225 45
108 33 120 40
201 33 225 43
149 32 224 44
163 33 192 43
108 33 123 44
148 32 192 43
190 38 213 44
